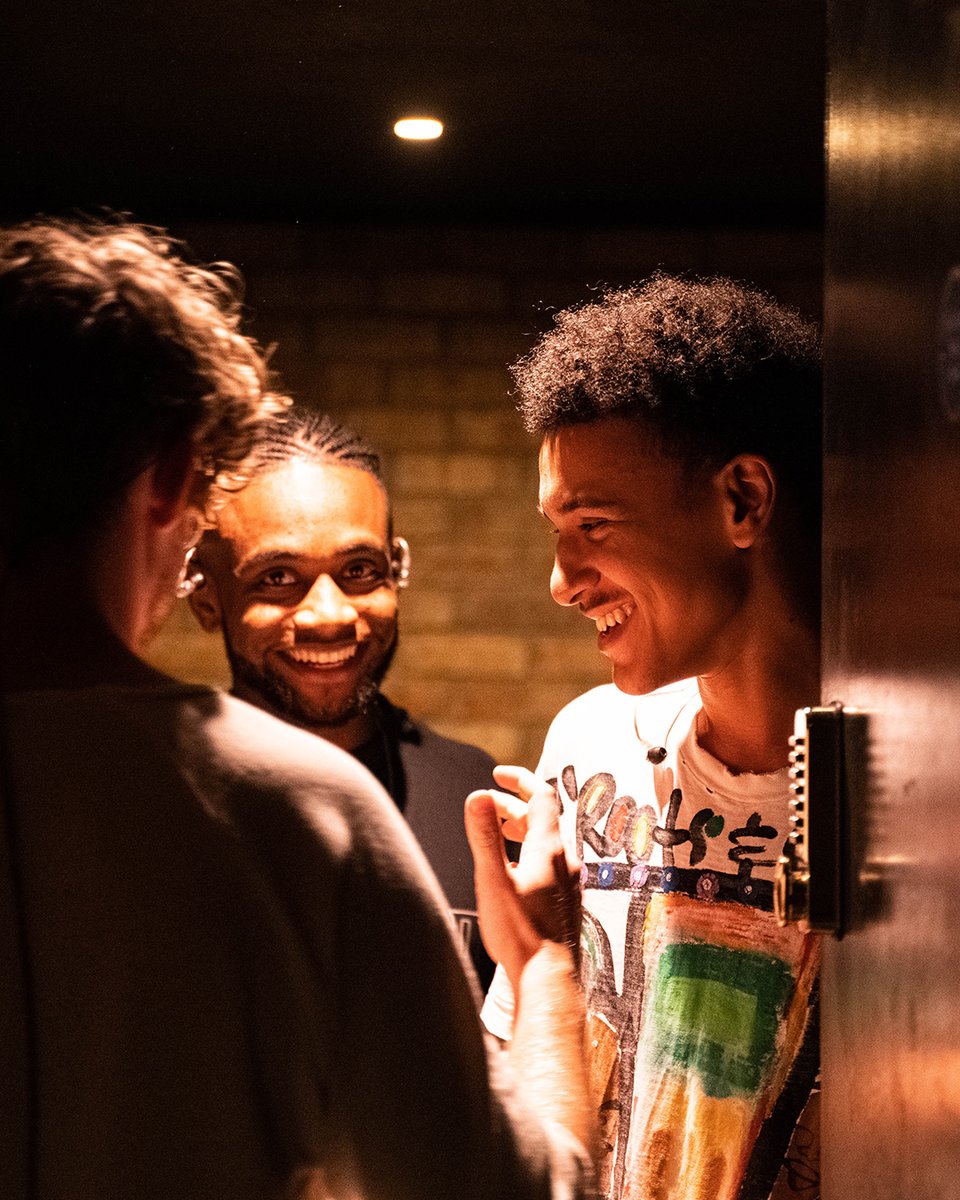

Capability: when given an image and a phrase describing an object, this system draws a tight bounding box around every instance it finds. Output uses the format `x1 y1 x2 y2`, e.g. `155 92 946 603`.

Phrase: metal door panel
824 1 960 1194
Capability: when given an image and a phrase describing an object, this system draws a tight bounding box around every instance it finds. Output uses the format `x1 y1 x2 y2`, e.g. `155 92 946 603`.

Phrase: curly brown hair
513 271 821 538
0 216 286 563
514 273 818 449
513 274 822 620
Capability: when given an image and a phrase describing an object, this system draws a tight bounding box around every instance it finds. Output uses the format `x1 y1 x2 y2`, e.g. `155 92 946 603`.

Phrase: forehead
218 459 389 555
538 416 683 511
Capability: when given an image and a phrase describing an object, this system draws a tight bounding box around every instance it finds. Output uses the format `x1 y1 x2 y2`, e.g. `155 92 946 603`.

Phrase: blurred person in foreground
187 408 502 990
0 216 593 1200
479 276 822 1200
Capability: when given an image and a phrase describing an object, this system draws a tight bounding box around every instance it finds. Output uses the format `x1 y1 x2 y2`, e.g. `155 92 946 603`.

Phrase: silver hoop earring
175 547 206 599
391 536 411 588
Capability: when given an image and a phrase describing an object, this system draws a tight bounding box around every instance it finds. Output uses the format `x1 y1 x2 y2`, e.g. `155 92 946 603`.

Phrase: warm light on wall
393 117 443 140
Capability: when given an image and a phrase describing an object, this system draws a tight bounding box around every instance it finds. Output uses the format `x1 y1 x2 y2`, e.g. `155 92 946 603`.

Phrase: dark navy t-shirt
353 696 504 993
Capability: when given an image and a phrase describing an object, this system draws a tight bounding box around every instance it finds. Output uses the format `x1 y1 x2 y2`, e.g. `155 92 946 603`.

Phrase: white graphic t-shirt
483 682 820 1200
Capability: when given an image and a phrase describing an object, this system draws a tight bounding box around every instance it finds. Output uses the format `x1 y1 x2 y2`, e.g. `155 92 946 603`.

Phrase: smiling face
191 458 398 741
539 415 751 695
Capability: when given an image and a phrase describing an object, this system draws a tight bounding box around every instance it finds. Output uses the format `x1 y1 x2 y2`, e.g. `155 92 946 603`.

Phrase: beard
225 629 398 732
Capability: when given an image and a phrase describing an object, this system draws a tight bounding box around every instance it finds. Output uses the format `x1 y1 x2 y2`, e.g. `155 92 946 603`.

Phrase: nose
550 540 599 607
293 574 359 630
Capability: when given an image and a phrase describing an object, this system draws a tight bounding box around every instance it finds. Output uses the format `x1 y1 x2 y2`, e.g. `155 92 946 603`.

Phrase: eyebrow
537 495 623 517
233 542 387 578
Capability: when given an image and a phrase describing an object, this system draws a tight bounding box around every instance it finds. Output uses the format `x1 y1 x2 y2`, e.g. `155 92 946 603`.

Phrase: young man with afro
480 275 822 1200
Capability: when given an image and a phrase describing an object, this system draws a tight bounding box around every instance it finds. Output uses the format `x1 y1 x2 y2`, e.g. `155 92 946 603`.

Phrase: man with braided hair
480 275 822 1200
0 217 594 1199
187 406 503 990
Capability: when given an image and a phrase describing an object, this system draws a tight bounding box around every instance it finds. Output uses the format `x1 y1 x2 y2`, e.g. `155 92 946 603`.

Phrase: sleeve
480 961 517 1041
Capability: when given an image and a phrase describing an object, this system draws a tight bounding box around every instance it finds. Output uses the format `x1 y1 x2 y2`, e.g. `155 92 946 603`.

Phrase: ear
390 535 411 589
716 454 776 549
148 437 197 530
186 561 224 632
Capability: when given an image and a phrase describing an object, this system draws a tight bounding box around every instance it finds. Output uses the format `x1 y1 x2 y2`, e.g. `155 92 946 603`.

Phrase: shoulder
180 688 382 800
383 697 497 778
13 678 427 876
122 685 437 880
200 692 459 911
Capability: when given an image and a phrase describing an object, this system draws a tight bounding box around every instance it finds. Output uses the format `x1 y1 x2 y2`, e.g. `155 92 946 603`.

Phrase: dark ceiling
1 0 826 228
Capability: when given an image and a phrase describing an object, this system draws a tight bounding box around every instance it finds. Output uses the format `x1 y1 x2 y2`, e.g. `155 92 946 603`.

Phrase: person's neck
694 606 819 777
1 555 165 693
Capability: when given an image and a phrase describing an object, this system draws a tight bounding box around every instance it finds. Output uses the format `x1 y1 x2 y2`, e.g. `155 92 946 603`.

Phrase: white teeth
594 604 634 633
286 644 358 666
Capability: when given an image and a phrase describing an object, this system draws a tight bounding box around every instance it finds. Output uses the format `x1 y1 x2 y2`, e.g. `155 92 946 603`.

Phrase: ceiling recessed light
394 117 443 141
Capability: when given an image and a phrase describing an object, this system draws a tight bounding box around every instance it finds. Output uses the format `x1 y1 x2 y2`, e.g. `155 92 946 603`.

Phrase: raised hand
465 766 580 991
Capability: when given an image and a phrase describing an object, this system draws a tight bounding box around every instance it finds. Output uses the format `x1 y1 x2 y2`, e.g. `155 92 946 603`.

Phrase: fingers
494 770 582 896
464 791 538 982
523 777 563 851
488 766 580 875
488 765 569 855
464 791 509 875
492 764 541 799
471 779 530 842
493 766 559 812
489 789 530 828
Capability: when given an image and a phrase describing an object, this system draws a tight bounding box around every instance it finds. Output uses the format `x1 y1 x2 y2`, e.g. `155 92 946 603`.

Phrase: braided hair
252 408 382 481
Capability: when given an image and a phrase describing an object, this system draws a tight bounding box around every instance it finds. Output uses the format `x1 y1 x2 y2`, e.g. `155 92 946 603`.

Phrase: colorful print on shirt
543 689 819 1200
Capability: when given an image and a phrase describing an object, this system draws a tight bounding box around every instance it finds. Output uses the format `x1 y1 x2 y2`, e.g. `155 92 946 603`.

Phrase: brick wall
147 222 823 767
